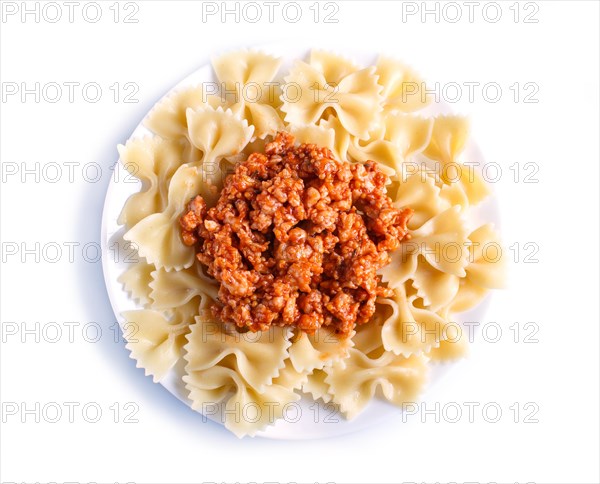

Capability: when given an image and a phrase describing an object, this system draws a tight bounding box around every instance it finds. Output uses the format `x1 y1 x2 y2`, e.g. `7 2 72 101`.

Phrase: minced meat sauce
180 132 412 337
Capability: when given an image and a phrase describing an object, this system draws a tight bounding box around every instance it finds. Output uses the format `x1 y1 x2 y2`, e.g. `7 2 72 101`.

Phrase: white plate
101 44 500 439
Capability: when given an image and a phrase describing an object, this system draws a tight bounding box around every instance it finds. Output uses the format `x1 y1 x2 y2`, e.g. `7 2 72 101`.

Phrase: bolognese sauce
180 132 412 337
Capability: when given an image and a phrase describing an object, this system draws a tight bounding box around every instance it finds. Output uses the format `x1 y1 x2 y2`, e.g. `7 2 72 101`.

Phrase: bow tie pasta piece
237 102 285 141
274 359 310 392
375 56 430 113
281 50 382 139
118 259 155 306
149 262 218 311
186 106 255 161
302 369 333 404
423 115 469 169
185 363 300 438
379 284 450 356
352 323 385 357
348 138 397 178
318 115 352 162
383 113 434 160
310 50 361 82
184 317 291 393
440 181 470 210
324 349 429 420
117 137 185 229
289 123 349 163
428 336 469 362
223 136 269 165
410 255 461 311
426 310 470 363
301 319 382 403
184 320 299 437
212 50 282 95
124 165 202 271
382 205 471 310
352 300 398 357
450 224 507 313
289 124 335 149
464 224 506 289
422 115 490 206
170 297 209 328
121 307 193 383
145 86 224 140
288 326 355 374
185 106 254 204
404 205 471 276
212 50 285 139
184 364 235 412
450 279 489 315
381 205 470 291
392 171 450 230
223 361 303 438
349 113 433 177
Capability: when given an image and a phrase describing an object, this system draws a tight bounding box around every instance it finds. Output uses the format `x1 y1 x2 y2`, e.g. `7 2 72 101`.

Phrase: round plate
101 44 500 439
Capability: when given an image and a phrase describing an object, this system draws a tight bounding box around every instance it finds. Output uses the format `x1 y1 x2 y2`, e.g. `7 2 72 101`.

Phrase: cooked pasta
325 350 429 420
349 113 433 178
145 86 224 140
185 106 254 205
281 50 382 139
114 49 505 437
124 165 204 271
212 50 285 140
118 258 155 306
117 137 185 229
122 303 195 383
375 56 430 113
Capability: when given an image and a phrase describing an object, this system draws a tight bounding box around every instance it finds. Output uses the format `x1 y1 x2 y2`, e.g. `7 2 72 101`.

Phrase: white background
1 1 599 483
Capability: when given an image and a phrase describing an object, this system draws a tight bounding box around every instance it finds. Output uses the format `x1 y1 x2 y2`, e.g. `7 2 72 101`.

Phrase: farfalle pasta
301 369 333 404
325 350 429 420
185 106 254 205
212 50 285 139
145 86 224 141
281 50 382 139
381 205 472 310
122 302 196 383
349 113 434 177
183 318 296 437
118 257 155 306
113 49 505 437
288 327 355 373
450 224 507 312
392 171 448 229
427 310 470 363
185 316 291 392
380 284 450 356
149 262 218 310
117 137 185 229
421 115 490 207
124 164 203 271
375 56 430 113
